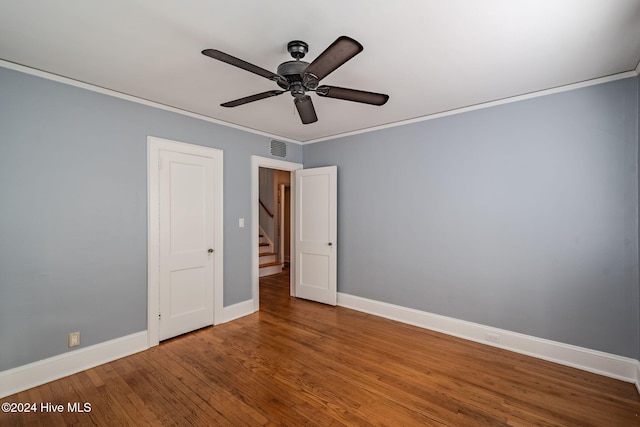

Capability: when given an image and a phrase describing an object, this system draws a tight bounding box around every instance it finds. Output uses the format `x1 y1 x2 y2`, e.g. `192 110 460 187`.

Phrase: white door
159 149 216 340
294 166 337 305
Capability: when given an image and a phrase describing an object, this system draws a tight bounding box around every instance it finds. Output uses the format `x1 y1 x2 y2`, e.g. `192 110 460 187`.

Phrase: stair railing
259 198 274 218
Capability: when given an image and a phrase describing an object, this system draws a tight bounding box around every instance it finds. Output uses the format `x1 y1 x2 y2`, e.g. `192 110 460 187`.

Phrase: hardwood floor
3 270 640 426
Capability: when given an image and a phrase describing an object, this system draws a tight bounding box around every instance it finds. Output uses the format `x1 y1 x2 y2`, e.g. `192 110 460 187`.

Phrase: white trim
147 141 160 347
338 293 640 386
251 156 303 311
0 60 300 145
2 297 637 399
0 331 147 399
147 136 224 348
278 183 287 264
302 71 640 145
2 60 637 146
222 300 255 323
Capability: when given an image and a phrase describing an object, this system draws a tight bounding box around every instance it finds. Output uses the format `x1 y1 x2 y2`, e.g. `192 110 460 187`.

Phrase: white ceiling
1 1 639 143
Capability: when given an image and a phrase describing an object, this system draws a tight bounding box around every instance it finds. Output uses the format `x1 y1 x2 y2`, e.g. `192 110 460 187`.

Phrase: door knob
208 248 214 253
328 242 333 246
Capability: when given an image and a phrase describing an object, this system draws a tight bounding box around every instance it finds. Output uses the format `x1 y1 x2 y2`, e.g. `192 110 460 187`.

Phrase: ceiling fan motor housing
276 60 309 89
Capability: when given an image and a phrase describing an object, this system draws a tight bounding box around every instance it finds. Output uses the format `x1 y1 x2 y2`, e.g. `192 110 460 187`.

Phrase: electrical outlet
68 332 80 348
485 332 500 343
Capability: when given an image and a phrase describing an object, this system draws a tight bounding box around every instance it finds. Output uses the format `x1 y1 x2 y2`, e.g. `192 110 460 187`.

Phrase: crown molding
0 59 301 145
302 70 639 144
2 59 637 146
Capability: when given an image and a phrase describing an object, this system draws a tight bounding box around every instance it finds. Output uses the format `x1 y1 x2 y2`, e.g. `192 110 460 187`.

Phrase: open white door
294 166 337 305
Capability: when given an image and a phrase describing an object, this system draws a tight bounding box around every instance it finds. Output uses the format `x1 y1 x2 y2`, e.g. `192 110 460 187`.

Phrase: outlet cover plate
486 332 500 343
68 332 80 348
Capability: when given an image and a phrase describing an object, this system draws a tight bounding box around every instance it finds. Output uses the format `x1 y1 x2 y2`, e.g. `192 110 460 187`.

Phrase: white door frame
278 183 290 264
251 155 302 311
148 136 224 347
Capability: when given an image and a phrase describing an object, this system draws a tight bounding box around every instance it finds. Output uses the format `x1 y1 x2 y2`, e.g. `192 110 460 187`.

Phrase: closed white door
159 149 216 340
294 166 337 305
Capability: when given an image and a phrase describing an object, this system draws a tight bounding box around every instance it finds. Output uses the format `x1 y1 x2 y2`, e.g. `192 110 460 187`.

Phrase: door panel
295 166 337 305
169 161 208 253
159 150 215 340
169 267 206 314
300 253 330 288
300 174 330 242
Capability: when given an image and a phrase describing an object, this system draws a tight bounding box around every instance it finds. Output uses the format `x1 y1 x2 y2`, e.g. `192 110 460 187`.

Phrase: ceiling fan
202 36 389 124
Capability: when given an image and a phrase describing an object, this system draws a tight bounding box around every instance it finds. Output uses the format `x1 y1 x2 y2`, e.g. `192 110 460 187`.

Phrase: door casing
279 183 291 264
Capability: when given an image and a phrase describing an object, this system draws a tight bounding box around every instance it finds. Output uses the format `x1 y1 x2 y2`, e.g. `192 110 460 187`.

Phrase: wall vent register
270 140 287 158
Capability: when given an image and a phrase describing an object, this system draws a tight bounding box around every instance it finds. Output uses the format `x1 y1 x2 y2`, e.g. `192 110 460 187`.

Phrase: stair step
259 242 269 247
259 261 284 268
259 252 276 257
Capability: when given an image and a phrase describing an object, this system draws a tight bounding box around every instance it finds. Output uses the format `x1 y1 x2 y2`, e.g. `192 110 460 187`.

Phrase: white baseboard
338 293 640 388
221 299 255 323
259 264 283 277
0 299 257 398
3 299 638 398
0 331 148 399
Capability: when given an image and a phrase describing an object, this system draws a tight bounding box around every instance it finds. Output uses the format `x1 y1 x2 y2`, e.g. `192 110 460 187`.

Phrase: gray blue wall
1 64 638 373
303 77 640 359
0 67 301 370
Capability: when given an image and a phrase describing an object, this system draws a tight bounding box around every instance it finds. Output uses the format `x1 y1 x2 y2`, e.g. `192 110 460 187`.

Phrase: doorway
251 156 302 311
251 156 338 310
258 168 290 277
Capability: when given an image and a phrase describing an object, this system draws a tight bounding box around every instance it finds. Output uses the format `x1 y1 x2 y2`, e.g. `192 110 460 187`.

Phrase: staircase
259 233 283 277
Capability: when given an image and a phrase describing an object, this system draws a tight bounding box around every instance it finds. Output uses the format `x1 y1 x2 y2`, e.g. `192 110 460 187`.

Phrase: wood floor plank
2 269 640 426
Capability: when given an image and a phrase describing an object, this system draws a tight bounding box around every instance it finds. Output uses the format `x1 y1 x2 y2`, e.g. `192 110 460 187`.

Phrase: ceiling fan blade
302 36 363 87
202 49 287 85
294 95 318 124
221 90 285 107
316 85 389 106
